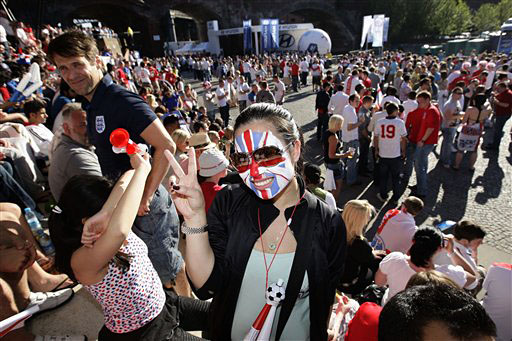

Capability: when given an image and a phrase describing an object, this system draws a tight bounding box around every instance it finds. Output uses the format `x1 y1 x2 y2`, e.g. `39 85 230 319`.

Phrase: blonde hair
406 270 461 289
171 129 191 146
342 200 376 244
328 114 344 131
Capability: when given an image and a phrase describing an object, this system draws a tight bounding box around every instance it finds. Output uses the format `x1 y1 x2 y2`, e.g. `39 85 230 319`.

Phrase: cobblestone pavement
201 75 511 254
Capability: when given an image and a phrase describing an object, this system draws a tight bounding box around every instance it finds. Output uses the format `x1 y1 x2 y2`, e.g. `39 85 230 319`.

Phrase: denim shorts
133 184 183 283
326 162 344 180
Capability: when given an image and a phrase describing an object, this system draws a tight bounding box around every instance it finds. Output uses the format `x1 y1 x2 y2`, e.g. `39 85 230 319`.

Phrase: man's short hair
362 95 374 104
379 284 496 341
323 82 331 89
61 102 84 121
47 30 99 64
454 220 486 241
416 91 431 101
23 99 45 117
408 90 417 100
348 94 359 103
385 102 399 115
336 84 344 92
403 196 424 216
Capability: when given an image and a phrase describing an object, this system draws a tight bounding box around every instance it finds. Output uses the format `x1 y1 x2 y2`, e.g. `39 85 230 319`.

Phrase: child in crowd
49 153 209 340
371 196 424 253
197 147 229 212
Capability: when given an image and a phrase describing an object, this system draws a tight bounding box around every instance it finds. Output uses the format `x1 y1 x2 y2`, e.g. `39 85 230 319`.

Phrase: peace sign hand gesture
164 148 206 221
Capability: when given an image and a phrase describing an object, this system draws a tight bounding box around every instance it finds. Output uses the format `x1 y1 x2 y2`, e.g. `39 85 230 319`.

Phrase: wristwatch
181 221 208 235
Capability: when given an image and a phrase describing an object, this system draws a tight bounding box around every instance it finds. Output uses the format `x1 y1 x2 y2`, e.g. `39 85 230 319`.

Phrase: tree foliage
368 0 510 41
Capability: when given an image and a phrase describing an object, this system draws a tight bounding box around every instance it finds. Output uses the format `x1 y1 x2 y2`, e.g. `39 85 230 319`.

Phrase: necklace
258 191 306 290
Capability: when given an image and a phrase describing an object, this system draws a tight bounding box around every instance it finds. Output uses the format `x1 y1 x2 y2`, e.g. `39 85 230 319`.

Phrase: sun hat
198 147 229 177
189 132 216 150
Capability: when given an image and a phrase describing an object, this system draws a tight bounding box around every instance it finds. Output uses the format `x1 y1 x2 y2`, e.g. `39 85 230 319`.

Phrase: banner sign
243 20 252 52
360 15 373 48
270 19 279 49
261 19 270 51
372 14 385 47
383 17 390 43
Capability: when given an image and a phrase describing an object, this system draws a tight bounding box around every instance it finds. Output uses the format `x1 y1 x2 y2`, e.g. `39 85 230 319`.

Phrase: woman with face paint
166 103 347 340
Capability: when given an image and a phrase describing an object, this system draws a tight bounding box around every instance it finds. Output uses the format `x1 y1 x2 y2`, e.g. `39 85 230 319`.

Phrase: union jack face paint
235 129 295 200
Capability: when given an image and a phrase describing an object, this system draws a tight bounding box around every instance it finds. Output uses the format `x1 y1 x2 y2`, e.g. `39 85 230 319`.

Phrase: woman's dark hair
409 227 443 267
473 94 487 111
234 103 305 174
49 175 113 281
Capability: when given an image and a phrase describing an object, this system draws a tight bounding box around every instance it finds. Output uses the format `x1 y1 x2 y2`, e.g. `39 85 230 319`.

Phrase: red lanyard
257 191 306 291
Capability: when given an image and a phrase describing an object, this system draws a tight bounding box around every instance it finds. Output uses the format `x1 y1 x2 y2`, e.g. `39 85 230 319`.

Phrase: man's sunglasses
231 145 286 173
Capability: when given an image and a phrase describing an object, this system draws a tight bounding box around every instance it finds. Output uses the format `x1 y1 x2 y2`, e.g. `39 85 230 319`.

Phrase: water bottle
24 208 55 256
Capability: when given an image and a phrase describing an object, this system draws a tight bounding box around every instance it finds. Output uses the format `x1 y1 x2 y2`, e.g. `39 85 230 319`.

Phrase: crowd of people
0 13 510 341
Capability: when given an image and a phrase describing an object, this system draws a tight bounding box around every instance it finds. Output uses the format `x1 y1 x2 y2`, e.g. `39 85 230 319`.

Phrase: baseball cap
198 148 229 177
344 302 382 341
203 81 211 89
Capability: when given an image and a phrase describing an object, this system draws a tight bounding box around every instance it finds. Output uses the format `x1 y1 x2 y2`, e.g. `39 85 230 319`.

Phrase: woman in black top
166 103 347 340
324 114 351 204
339 200 386 295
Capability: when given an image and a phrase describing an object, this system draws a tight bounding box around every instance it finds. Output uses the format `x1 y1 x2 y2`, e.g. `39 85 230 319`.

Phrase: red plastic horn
110 128 130 148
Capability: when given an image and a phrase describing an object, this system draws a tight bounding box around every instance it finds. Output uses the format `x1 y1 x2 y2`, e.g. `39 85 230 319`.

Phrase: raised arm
165 148 214 289
71 153 151 284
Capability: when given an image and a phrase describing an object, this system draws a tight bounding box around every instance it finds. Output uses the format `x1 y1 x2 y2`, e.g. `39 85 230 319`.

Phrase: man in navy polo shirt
47 31 183 288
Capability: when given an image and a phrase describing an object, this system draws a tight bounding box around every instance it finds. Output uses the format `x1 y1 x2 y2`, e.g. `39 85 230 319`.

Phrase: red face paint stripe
244 130 254 154
263 131 269 146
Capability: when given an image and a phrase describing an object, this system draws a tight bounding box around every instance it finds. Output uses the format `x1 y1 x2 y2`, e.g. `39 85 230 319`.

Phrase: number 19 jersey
374 117 407 158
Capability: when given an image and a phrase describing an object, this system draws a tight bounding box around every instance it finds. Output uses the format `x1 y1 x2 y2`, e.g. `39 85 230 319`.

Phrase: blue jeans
403 142 417 179
440 127 456 166
414 144 435 196
492 115 511 148
133 184 183 284
0 162 36 210
343 140 360 185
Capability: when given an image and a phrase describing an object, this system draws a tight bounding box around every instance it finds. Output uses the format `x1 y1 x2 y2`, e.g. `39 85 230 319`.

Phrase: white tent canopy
175 42 209 55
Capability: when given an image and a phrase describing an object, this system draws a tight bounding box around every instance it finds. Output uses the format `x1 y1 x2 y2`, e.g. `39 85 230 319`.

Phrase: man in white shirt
299 58 309 86
273 75 286 105
23 99 54 158
402 90 418 121
242 59 252 83
371 196 424 253
344 70 361 95
237 75 250 113
216 79 230 127
374 102 407 203
328 85 349 115
482 263 512 341
342 94 364 185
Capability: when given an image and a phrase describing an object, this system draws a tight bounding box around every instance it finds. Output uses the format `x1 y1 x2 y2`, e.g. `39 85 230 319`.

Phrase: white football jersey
374 117 407 158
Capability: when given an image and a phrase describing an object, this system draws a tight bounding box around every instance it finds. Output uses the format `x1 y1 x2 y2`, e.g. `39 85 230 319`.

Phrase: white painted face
234 129 295 200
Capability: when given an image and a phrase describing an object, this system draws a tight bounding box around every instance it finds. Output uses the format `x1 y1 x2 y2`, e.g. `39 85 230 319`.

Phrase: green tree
473 3 500 32
431 0 472 36
496 0 512 26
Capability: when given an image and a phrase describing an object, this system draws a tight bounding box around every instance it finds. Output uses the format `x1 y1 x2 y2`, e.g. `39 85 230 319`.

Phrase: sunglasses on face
231 145 287 173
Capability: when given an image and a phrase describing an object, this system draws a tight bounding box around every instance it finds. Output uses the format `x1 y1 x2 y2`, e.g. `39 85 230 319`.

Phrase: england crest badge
95 115 105 133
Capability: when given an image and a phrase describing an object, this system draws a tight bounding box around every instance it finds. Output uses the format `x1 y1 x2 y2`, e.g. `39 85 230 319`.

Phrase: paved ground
27 72 511 339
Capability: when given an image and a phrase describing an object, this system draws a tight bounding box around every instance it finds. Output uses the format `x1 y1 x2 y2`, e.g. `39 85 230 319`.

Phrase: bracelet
181 221 208 235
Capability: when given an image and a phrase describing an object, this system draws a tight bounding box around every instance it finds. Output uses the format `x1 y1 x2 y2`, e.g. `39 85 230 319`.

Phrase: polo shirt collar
85 73 112 110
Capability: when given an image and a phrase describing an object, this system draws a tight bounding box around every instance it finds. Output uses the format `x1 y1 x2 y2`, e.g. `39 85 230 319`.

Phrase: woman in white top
375 227 477 305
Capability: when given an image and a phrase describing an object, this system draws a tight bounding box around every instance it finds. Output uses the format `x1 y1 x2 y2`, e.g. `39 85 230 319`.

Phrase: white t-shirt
375 210 417 253
274 81 285 102
380 95 401 109
238 83 250 101
402 99 418 121
344 76 361 95
242 62 251 73
341 105 359 142
482 263 512 341
380 252 467 305
374 117 407 158
216 87 228 107
367 110 387 133
299 60 309 72
328 92 349 115
25 124 54 157
139 68 151 84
